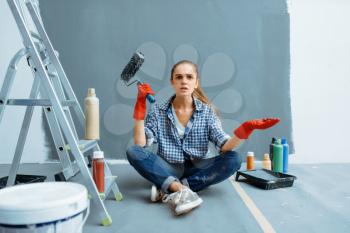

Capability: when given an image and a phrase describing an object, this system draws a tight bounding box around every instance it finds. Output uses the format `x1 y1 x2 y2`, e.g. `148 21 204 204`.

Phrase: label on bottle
93 159 104 193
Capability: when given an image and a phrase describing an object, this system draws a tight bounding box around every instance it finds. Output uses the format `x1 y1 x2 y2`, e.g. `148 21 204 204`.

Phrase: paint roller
120 52 155 103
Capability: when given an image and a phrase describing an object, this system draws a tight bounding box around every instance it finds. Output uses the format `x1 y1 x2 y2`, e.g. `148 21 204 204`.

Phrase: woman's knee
126 145 149 163
223 151 242 173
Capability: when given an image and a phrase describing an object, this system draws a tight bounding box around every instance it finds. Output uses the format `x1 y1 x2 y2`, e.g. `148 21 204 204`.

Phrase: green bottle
273 138 283 173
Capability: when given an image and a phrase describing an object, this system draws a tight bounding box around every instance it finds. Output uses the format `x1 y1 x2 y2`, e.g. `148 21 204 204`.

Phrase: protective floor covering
0 163 349 233
86 165 261 233
239 164 350 233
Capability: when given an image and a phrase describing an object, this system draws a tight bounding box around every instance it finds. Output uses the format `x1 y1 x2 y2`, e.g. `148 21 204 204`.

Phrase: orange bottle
93 151 104 193
246 151 255 170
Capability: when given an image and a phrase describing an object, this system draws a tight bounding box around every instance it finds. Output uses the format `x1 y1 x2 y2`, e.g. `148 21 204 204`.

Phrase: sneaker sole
150 185 159 202
175 197 203 215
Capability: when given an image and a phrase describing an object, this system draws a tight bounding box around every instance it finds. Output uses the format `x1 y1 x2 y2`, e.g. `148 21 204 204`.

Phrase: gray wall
37 0 293 160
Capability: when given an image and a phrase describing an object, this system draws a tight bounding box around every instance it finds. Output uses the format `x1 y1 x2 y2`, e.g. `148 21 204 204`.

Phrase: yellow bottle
262 153 271 170
85 88 99 140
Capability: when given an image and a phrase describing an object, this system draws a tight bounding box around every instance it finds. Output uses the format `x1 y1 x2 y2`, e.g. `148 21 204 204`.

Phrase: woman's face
171 63 199 97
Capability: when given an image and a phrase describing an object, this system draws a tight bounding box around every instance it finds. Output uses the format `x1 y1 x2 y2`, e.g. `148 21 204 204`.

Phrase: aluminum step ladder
0 0 122 226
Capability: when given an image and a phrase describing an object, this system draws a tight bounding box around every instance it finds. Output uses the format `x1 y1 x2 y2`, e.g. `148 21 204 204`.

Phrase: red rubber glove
133 83 155 120
233 118 280 139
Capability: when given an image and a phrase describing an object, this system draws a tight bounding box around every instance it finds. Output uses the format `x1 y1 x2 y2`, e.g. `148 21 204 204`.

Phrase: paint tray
0 174 46 189
235 169 296 190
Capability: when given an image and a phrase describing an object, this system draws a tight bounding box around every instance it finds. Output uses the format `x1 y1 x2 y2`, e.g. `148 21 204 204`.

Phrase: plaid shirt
144 95 231 163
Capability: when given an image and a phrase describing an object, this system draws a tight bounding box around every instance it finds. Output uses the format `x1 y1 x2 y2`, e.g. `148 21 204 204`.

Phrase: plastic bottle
246 151 255 170
272 139 283 173
93 151 104 193
85 88 99 140
269 137 277 170
281 138 289 173
262 153 272 170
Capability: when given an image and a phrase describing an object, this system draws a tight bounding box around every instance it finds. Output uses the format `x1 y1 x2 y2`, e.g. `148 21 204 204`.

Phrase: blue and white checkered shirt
144 95 231 164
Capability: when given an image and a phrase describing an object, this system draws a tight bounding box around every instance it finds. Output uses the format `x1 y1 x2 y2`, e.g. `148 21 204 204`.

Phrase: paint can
0 182 89 233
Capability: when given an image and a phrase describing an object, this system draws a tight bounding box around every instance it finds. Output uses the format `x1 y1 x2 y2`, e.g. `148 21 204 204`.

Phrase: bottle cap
271 137 277 143
93 151 104 159
247 151 254 157
87 88 96 97
263 153 270 160
275 138 281 144
281 138 287 144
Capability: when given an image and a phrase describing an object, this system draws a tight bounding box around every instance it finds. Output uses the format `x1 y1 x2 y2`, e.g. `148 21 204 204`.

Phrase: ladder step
79 140 98 153
30 31 42 41
2 99 77 107
57 160 80 181
63 140 98 154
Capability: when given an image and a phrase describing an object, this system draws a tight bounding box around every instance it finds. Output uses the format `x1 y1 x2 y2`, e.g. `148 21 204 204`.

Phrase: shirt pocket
188 124 209 146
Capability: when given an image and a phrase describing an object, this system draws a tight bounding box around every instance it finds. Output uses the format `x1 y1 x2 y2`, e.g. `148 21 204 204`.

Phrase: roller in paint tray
120 52 155 103
235 169 297 190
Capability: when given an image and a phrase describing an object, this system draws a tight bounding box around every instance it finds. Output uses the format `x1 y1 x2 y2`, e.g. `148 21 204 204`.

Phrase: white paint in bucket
0 182 89 233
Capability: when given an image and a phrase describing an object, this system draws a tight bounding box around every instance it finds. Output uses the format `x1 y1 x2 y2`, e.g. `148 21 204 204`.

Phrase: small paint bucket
0 182 89 233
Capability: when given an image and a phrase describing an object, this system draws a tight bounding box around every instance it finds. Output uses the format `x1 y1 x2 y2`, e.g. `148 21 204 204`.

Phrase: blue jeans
126 145 242 193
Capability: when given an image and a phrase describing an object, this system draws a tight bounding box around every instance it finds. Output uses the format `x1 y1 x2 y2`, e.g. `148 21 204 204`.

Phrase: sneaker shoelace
163 188 189 205
162 188 187 205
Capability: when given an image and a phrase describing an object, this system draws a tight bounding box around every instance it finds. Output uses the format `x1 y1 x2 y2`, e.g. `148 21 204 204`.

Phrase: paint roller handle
146 94 156 103
137 81 155 103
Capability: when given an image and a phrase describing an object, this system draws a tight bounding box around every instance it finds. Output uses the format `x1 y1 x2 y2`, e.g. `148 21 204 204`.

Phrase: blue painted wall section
40 0 292 160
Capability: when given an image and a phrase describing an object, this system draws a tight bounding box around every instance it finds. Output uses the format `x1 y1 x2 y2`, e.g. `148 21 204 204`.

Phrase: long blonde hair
170 60 219 115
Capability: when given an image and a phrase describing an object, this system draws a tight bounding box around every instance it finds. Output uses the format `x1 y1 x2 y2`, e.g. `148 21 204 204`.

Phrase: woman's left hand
233 118 280 139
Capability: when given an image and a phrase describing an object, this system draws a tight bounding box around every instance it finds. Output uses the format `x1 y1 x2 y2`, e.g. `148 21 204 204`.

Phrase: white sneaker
150 185 164 202
162 187 203 215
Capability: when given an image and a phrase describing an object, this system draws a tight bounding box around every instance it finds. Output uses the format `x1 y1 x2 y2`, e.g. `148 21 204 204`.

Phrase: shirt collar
159 95 204 112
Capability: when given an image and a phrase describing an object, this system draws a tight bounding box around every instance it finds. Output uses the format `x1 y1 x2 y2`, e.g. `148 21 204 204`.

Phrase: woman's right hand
133 83 155 120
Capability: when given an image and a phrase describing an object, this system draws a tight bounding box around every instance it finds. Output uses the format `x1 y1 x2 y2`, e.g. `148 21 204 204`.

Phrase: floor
0 162 349 233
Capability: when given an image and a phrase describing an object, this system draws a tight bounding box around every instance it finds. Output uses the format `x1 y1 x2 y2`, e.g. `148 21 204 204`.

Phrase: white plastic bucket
0 182 89 233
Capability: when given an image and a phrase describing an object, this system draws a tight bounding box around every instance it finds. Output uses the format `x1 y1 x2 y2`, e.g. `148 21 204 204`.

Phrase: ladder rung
61 160 80 180
48 71 58 77
79 140 98 153
64 140 98 154
2 99 77 107
5 99 51 106
30 31 42 41
62 100 77 106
